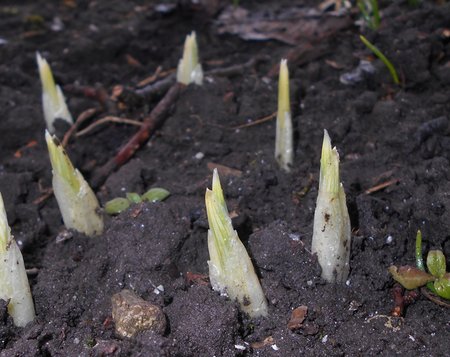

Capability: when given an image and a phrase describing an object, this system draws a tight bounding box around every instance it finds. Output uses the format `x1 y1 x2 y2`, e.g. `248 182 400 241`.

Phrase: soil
0 0 449 356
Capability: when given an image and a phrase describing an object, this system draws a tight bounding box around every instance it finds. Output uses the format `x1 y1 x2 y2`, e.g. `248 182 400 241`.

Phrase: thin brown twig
91 57 270 187
76 116 143 137
364 178 399 195
92 83 185 188
122 56 270 104
137 67 175 88
232 112 276 130
62 108 100 147
421 287 450 308
32 189 53 205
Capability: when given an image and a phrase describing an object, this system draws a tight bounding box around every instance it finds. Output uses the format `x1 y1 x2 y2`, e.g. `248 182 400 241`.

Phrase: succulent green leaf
388 265 435 290
426 250 446 278
433 273 450 300
126 192 142 204
105 198 131 215
141 188 170 203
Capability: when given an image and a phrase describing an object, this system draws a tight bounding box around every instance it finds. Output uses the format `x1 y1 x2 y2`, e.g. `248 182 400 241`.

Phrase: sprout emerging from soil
359 35 400 85
275 59 293 172
389 230 450 300
36 52 73 133
0 193 35 327
176 32 203 85
45 131 103 236
205 169 268 318
311 130 351 283
357 0 381 30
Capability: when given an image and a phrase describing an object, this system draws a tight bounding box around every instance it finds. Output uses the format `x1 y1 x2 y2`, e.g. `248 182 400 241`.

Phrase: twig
76 116 143 137
137 67 175 87
391 284 419 317
421 287 450 308
364 178 399 195
207 162 242 177
207 55 270 77
232 112 276 130
62 108 100 147
92 82 185 188
120 56 270 105
64 84 112 110
32 189 53 205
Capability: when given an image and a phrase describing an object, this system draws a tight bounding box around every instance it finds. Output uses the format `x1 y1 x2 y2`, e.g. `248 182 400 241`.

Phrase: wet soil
0 0 449 356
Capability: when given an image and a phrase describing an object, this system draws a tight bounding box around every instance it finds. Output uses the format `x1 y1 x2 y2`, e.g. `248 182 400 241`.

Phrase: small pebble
111 289 166 338
194 152 204 160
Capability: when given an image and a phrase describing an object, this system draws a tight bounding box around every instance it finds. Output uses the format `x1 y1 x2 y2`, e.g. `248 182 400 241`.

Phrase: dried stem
91 83 184 188
76 116 142 137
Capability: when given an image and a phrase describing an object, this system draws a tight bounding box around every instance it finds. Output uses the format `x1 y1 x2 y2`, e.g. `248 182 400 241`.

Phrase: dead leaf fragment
250 336 274 349
217 6 351 45
287 305 308 330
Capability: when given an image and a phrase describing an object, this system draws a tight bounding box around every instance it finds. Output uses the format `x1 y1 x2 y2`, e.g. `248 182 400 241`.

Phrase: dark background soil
0 0 449 356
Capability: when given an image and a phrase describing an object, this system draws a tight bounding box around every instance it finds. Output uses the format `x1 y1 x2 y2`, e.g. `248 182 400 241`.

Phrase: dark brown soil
0 0 449 356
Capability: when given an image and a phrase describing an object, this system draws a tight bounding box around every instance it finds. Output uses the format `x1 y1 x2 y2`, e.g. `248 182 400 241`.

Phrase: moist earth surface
0 0 449 356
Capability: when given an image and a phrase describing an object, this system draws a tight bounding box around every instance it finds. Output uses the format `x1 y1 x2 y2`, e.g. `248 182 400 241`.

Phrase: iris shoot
176 32 203 85
45 131 103 236
311 130 351 283
275 59 293 172
205 169 268 318
0 193 35 327
37 52 73 133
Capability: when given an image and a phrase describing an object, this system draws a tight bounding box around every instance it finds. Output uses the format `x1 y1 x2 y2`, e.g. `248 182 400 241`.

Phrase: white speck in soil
74 338 80 344
194 152 204 160
271 344 279 351
386 235 393 244
321 335 328 343
289 233 300 241
153 285 164 295
307 280 313 286
234 345 246 350
346 279 351 286
408 335 415 342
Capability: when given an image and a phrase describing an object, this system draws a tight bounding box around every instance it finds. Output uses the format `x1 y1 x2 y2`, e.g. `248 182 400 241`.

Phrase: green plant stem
359 35 400 85
415 230 425 271
415 229 438 293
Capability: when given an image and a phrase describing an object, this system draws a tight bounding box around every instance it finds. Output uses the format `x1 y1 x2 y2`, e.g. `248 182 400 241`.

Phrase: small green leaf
126 192 142 204
141 188 170 203
388 265 435 290
433 273 450 300
426 250 446 278
105 198 130 215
